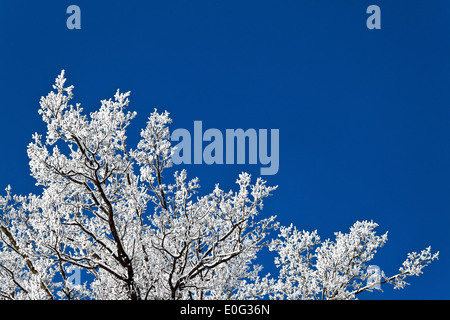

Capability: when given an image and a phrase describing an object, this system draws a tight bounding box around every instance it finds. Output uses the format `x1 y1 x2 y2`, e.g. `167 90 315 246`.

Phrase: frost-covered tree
0 71 438 300
256 221 439 300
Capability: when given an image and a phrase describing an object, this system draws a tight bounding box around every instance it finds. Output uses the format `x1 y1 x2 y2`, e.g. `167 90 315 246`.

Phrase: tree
0 71 438 300
261 221 438 300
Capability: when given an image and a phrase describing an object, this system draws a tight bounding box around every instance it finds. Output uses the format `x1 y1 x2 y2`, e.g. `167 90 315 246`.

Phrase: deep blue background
0 0 449 299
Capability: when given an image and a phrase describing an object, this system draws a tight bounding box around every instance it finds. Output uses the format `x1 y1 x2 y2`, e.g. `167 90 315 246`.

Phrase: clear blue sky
0 0 449 299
